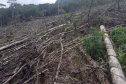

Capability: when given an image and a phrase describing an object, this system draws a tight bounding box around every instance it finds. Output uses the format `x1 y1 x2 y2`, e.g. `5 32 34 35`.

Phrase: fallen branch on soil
64 43 81 54
53 29 66 84
0 55 29 73
48 38 80 58
0 38 28 52
24 69 48 84
3 64 26 84
78 45 110 84
36 60 54 71
17 44 49 84
78 46 98 67
0 73 14 80
100 25 126 84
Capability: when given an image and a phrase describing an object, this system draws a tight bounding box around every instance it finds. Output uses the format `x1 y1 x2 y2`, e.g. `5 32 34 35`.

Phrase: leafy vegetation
79 28 106 60
111 26 126 46
51 20 57 26
0 0 116 26
67 26 74 31
39 31 47 36
111 26 126 72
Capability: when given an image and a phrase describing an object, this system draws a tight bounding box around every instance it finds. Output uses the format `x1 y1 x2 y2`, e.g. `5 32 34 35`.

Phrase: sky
0 0 57 7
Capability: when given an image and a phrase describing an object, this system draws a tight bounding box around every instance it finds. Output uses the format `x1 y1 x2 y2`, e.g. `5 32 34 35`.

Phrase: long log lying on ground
100 25 126 84
0 38 28 52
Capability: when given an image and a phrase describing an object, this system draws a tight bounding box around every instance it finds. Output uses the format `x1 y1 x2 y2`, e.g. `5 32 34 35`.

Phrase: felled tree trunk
0 38 28 52
100 25 126 84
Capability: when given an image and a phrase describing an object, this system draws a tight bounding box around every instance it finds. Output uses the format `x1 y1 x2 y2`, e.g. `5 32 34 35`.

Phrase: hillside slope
0 0 126 84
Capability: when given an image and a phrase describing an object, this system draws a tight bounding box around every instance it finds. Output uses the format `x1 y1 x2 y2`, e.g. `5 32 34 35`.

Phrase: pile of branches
1 1 124 83
0 19 111 84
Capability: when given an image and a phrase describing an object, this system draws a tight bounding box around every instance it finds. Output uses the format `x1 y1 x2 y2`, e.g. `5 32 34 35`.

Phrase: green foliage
50 53 54 56
10 31 13 35
111 26 126 72
61 9 66 14
73 77 77 81
68 32 74 39
97 15 104 24
117 50 126 72
73 17 77 28
65 49 74 54
79 28 106 60
67 26 74 31
39 31 47 36
51 20 57 26
60 39 64 42
47 44 60 53
74 55 81 62
4 37 9 42
111 26 126 46
61 18 65 23
0 0 115 26
64 13 70 17
24 26 29 29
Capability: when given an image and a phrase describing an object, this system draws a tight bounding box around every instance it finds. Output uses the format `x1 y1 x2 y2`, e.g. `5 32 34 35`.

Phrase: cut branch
3 64 26 84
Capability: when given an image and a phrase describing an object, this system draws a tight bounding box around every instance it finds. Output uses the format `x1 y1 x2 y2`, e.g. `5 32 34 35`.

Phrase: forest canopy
0 0 115 26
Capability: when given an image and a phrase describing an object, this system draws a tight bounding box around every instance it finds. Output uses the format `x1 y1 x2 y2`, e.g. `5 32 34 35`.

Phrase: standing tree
0 4 6 27
117 0 120 10
7 0 17 25
87 0 94 22
58 0 60 15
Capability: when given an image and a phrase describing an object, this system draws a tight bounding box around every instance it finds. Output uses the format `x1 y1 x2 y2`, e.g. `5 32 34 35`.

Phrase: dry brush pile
0 18 111 84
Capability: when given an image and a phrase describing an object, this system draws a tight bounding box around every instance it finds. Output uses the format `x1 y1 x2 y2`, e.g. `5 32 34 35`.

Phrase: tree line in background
0 0 116 27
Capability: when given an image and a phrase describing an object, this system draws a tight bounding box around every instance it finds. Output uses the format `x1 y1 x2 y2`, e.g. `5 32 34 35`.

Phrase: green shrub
77 12 84 19
117 50 126 72
51 20 57 26
111 26 126 46
72 16 78 28
67 26 74 31
24 26 28 29
97 15 104 24
111 26 126 72
79 28 106 60
73 19 77 28
61 9 66 14
10 31 13 35
63 13 70 18
61 18 65 21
